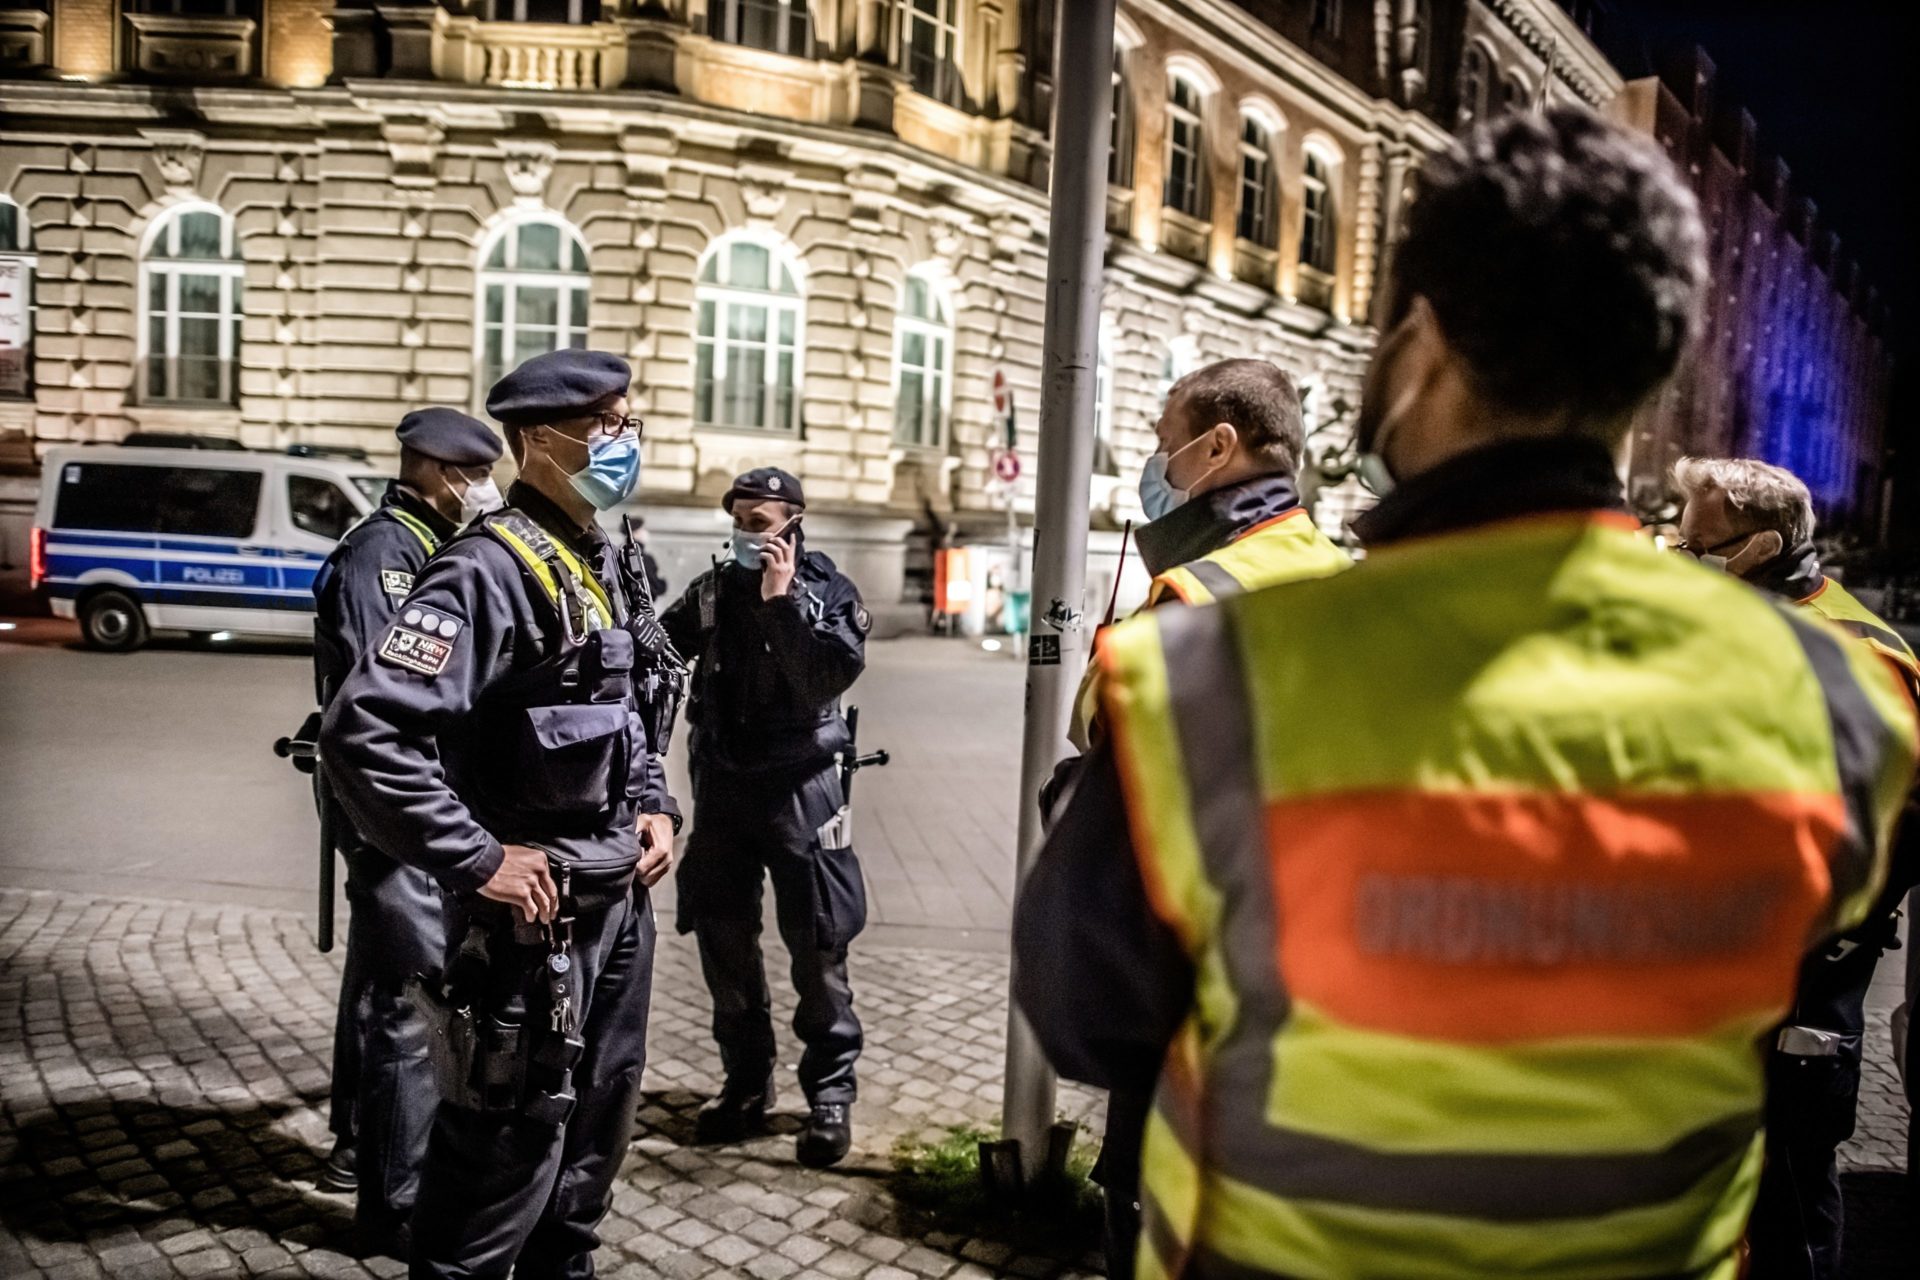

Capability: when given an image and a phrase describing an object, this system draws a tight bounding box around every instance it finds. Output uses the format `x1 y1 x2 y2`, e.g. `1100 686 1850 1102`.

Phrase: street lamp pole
1001 0 1118 1188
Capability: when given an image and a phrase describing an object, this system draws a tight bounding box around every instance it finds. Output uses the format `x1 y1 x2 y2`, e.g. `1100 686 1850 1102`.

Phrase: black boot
696 1080 774 1145
320 1139 358 1193
797 1103 852 1168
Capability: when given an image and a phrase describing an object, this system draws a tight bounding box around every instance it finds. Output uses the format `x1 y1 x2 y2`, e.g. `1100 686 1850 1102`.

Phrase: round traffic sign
993 450 1021 483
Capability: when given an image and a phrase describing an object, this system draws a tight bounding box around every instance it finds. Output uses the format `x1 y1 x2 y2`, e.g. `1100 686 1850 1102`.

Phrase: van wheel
79 590 150 652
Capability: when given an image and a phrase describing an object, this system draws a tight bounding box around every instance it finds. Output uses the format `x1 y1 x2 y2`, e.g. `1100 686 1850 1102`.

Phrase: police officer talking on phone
322 348 681 1278
661 468 872 1168
312 407 502 1254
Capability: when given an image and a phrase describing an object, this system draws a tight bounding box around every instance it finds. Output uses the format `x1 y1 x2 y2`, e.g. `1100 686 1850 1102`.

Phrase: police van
31 442 387 651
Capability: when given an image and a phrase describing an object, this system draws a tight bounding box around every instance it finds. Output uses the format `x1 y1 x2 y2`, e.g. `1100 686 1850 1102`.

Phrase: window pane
517 222 563 272
289 475 356 541
777 307 794 345
148 269 167 313
176 211 224 260
569 240 589 274
485 283 505 325
178 272 221 316
905 276 927 318
569 287 588 332
730 242 771 291
698 299 716 337
775 352 795 430
0 203 19 253
486 238 507 269
694 342 714 422
898 371 924 443
516 287 560 328
178 314 220 358
902 331 925 367
514 329 553 367
699 254 719 284
484 329 504 387
729 303 768 342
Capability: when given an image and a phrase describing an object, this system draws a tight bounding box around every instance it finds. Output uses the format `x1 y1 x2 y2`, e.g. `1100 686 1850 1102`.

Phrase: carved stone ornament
142 129 207 193
739 165 792 223
382 118 446 188
500 141 558 202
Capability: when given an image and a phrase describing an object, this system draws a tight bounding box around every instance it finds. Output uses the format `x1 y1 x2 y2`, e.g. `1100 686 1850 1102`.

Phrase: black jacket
321 482 677 896
661 538 868 777
312 482 455 706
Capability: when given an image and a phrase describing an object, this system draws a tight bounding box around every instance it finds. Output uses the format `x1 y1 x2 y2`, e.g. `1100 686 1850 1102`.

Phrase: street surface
1 620 1914 1277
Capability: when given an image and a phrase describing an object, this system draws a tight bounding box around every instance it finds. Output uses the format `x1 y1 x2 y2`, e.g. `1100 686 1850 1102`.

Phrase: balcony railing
445 20 626 91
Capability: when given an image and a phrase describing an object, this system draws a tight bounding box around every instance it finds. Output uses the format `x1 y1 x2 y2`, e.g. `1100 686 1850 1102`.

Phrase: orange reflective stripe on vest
1097 513 1918 1280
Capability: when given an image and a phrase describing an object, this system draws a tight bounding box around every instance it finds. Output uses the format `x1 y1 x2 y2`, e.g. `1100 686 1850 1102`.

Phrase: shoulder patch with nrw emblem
380 569 415 598
377 606 465 677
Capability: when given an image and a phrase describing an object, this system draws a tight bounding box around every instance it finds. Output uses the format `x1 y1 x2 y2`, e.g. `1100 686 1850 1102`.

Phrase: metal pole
1001 0 1116 1187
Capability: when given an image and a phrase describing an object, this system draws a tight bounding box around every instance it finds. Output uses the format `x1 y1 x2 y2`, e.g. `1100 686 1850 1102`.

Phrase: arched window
695 234 804 433
0 197 33 399
1237 115 1279 247
1459 44 1490 126
1109 47 1136 188
1164 73 1209 218
709 0 811 56
898 0 962 107
1502 73 1530 114
1299 146 1337 276
893 270 952 448
140 203 243 405
477 214 591 394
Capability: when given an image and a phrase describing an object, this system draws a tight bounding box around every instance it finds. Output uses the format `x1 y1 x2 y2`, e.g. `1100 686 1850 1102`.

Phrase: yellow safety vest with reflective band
1797 576 1920 694
1096 512 1916 1280
483 511 614 636
1147 508 1351 607
387 507 439 555
1069 509 1350 752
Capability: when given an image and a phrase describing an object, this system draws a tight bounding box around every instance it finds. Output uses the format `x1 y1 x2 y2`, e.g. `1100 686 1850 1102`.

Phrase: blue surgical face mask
1138 433 1214 522
730 519 796 570
564 433 641 511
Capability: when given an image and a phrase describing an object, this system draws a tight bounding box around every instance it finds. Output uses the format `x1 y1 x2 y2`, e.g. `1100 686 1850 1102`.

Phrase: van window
55 462 261 539
289 475 356 541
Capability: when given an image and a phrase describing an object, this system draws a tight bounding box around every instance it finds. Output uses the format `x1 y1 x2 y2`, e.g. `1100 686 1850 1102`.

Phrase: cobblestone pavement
0 889 1104 1280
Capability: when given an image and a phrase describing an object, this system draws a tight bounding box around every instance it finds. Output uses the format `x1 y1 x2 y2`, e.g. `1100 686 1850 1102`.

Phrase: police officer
322 349 680 1279
312 407 502 1253
1674 456 1920 1280
661 469 870 1168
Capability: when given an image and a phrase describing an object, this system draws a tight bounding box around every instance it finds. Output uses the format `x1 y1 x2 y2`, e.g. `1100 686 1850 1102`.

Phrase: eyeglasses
1674 533 1749 558
592 412 644 442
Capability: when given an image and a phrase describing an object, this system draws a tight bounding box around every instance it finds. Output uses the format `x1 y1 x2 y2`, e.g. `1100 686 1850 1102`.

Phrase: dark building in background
1610 47 1894 541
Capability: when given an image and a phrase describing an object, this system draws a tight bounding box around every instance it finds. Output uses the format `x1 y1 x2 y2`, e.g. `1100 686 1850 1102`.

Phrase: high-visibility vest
1095 512 1917 1280
1069 508 1349 752
481 510 615 635
1797 575 1919 695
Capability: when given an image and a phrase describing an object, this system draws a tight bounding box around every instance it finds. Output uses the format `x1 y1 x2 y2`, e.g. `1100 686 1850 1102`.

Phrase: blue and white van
32 443 389 650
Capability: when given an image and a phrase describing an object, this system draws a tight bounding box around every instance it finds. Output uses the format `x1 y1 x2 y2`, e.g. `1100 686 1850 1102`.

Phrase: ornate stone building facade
0 1 1721 615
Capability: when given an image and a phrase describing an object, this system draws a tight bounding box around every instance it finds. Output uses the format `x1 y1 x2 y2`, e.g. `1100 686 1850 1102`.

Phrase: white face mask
456 476 503 525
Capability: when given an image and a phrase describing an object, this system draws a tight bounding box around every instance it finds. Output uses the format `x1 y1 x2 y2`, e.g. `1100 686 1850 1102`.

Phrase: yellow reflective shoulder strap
387 507 440 556
483 512 613 632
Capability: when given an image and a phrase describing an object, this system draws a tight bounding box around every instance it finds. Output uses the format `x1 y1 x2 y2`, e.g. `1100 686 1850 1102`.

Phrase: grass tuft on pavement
888 1123 1103 1256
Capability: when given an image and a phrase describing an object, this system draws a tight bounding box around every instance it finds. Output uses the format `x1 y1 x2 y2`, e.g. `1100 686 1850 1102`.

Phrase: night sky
1605 1 1919 547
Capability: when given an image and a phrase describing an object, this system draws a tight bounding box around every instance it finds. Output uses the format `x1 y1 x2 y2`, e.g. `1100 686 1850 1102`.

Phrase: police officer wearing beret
312 406 502 1252
661 468 872 1167
323 349 682 1278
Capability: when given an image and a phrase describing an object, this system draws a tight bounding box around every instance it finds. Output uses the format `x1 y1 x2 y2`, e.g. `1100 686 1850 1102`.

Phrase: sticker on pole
993 450 1021 483
991 368 1011 421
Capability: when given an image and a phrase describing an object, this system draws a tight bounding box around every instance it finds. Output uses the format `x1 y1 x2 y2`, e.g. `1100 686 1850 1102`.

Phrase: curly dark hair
1388 107 1707 427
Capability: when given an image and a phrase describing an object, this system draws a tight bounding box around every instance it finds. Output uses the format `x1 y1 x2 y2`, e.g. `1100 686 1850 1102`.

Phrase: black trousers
1094 1086 1151 1280
329 841 446 1233
1747 942 1880 1280
410 889 655 1280
677 763 865 1105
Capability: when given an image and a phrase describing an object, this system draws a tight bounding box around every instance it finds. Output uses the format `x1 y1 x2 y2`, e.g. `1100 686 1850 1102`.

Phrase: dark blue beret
485 349 632 425
723 467 805 513
394 407 503 466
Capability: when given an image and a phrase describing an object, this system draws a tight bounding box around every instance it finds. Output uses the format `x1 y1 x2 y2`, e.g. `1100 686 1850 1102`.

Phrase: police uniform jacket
312 482 455 706
322 481 678 897
661 537 868 777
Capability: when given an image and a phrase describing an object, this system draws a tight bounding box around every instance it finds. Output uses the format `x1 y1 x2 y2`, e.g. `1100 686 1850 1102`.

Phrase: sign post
997 0 1117 1191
